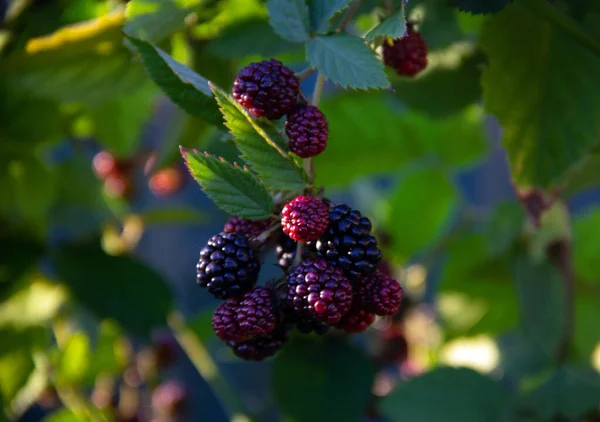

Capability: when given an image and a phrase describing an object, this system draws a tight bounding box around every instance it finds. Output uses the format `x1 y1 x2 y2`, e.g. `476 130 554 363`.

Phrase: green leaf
406 0 463 49
448 0 513 15
0 279 66 328
126 35 222 127
308 0 352 33
2 13 144 104
391 43 484 117
512 254 566 357
210 84 307 191
306 34 389 90
480 2 600 188
522 366 600 419
181 150 274 219
365 6 406 40
573 208 600 284
266 0 310 43
482 202 525 257
382 367 516 422
53 241 173 338
125 0 204 43
87 321 128 379
43 409 80 422
385 166 458 262
0 327 47 406
563 152 600 195
58 332 90 385
273 336 376 422
573 293 600 360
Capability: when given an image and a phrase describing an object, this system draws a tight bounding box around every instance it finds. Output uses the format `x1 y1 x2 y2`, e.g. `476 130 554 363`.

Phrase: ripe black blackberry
307 204 382 280
383 24 428 77
335 304 375 333
281 196 330 242
232 59 299 120
276 233 297 269
212 287 276 342
223 215 272 240
228 325 289 361
355 270 403 316
197 232 260 299
286 258 352 324
285 105 328 158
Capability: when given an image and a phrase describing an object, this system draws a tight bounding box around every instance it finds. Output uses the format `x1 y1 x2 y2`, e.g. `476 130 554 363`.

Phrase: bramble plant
1 0 600 421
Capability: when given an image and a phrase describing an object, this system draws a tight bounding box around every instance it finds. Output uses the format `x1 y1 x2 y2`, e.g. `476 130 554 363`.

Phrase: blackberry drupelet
197 232 260 299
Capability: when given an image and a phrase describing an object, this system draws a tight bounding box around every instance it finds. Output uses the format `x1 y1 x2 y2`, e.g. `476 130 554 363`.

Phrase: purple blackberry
285 105 328 158
223 216 272 239
281 196 329 242
286 258 352 324
232 59 299 120
197 232 260 299
228 325 289 361
335 304 375 333
307 204 382 280
355 270 403 316
383 24 428 77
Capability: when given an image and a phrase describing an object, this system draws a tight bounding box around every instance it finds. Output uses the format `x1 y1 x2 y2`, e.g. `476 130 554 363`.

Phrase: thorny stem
295 67 315 82
253 222 282 246
168 312 252 422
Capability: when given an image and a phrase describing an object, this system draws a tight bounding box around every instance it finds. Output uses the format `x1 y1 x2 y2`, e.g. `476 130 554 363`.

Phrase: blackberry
276 234 297 269
355 270 403 316
228 325 289 361
281 196 329 242
286 258 352 324
383 24 428 77
197 232 260 299
335 304 375 333
232 59 299 120
212 287 276 342
285 105 328 158
307 204 382 280
282 305 330 335
224 216 272 240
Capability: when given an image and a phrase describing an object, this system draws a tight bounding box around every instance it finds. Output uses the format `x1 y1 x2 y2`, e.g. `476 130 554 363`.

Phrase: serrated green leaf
448 0 513 15
266 0 310 43
308 0 353 33
273 337 376 422
53 241 173 338
382 367 517 422
365 6 406 40
481 2 600 188
210 85 307 192
126 35 222 127
306 34 389 90
182 150 273 219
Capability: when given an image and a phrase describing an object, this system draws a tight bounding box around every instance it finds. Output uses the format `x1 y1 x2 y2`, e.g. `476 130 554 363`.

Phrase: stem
295 67 315 82
305 72 326 186
167 312 252 422
292 241 304 267
253 222 282 246
337 0 365 32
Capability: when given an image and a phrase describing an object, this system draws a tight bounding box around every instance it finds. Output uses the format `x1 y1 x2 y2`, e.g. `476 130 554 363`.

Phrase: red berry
281 196 329 242
149 167 184 198
286 258 352 324
93 151 117 179
232 59 299 120
285 105 328 158
355 270 403 316
212 287 276 342
383 25 428 77
335 304 375 333
223 216 272 239
104 174 131 199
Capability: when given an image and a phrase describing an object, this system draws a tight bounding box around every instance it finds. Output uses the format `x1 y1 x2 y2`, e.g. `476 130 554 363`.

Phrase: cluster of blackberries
196 199 403 361
383 23 428 77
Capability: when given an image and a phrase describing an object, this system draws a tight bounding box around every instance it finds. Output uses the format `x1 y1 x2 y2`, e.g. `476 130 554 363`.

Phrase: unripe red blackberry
355 270 403 316
149 166 185 198
383 25 428 77
286 258 352 324
285 105 328 158
196 232 260 299
307 204 382 280
224 216 272 240
212 287 276 342
281 196 329 242
232 59 299 120
335 304 375 333
227 325 289 361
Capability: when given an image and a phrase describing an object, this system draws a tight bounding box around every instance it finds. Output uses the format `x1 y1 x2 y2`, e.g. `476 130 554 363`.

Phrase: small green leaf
126 35 222 127
365 6 406 40
480 2 600 188
266 0 310 43
210 84 307 192
273 336 376 422
87 321 128 379
385 166 458 262
448 0 513 15
181 150 274 219
306 34 389 90
308 0 353 33
382 367 516 422
522 366 600 419
53 241 174 338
